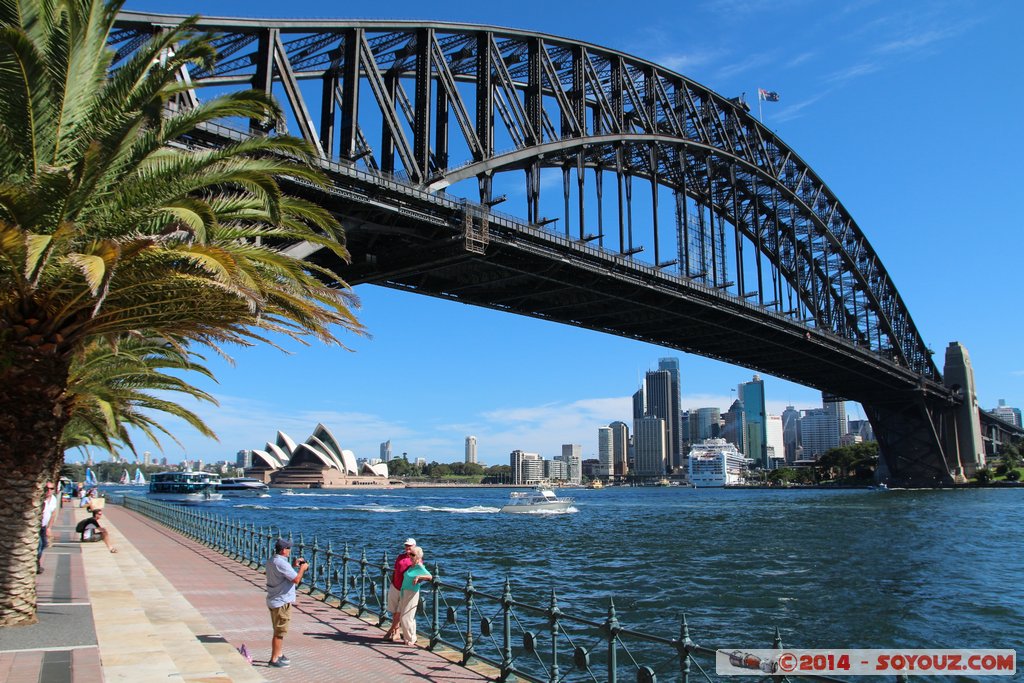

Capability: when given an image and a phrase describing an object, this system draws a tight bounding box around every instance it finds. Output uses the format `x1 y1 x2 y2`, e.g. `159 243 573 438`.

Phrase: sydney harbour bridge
111 12 1013 487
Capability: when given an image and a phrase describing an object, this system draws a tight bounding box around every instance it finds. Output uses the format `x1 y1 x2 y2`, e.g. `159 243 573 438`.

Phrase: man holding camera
266 538 308 667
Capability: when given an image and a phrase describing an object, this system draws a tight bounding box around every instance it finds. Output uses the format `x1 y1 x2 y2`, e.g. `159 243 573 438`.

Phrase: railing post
324 540 334 597
379 550 390 625
463 573 475 664
358 548 368 615
309 536 320 594
501 578 513 681
606 598 619 683
429 562 441 650
548 589 560 683
341 543 351 609
679 613 693 683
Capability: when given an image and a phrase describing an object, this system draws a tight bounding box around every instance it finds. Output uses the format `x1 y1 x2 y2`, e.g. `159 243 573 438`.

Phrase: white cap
404 538 416 546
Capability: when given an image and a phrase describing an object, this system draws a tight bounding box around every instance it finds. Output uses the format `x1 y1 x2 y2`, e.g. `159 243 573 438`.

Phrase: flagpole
758 89 763 123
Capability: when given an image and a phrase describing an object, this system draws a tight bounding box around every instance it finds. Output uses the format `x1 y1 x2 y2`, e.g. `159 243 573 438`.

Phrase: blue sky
105 0 1023 467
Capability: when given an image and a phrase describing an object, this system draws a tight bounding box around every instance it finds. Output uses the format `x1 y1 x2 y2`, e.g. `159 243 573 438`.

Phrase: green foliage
974 467 993 484
1005 469 1021 482
817 442 879 481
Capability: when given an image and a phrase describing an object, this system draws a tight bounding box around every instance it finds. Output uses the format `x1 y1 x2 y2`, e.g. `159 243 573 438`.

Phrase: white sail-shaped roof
276 431 298 458
340 449 359 476
292 443 340 470
265 442 290 465
362 462 389 478
251 449 283 469
306 435 347 473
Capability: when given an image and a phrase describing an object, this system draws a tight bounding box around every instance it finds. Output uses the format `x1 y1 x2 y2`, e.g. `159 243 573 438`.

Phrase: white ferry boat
500 487 574 513
148 471 223 503
215 477 270 496
687 439 747 487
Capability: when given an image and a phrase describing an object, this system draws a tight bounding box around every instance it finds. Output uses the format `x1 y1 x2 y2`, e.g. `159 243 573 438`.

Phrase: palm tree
61 335 217 460
0 0 363 625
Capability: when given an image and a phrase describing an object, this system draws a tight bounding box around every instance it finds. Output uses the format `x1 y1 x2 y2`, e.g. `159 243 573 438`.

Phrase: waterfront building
687 438 746 487
799 408 840 459
545 458 568 481
380 440 392 462
415 457 427 468
143 451 152 466
847 418 875 442
236 449 251 468
722 399 745 455
609 421 630 478
646 369 681 469
680 411 690 451
510 450 544 485
465 436 478 464
824 395 848 440
840 433 863 446
991 399 1022 428
634 416 667 476
631 386 645 438
581 458 601 479
250 423 390 487
781 406 801 464
559 444 582 484
739 375 767 468
597 427 614 478
766 415 785 470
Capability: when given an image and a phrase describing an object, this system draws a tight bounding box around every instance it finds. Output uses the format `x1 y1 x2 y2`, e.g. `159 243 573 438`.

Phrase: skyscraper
609 421 630 478
465 435 478 464
510 450 543 484
781 406 801 464
657 357 683 462
690 407 721 442
646 369 681 469
823 394 848 439
597 427 613 477
380 440 392 462
799 408 841 459
739 375 767 468
634 416 667 476
722 399 745 454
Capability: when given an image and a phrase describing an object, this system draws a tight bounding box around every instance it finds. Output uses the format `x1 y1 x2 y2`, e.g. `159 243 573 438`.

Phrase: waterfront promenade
0 504 491 683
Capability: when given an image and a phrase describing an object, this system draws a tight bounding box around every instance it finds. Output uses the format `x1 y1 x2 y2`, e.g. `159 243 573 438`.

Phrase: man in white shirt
37 482 58 574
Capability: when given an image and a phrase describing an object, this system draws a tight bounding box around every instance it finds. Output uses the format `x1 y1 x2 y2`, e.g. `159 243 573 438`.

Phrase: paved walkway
0 504 492 683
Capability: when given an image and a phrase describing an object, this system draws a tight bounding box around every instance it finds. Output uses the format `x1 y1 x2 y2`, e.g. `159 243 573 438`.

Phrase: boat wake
414 505 501 514
510 506 579 515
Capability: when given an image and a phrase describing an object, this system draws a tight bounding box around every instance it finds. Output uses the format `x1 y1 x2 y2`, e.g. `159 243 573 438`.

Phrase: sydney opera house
244 423 402 489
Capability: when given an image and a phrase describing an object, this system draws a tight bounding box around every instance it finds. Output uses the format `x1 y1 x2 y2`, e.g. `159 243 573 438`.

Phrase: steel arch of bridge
111 13 964 485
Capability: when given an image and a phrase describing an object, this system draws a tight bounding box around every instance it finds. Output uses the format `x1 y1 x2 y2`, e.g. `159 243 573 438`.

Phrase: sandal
110 548 118 553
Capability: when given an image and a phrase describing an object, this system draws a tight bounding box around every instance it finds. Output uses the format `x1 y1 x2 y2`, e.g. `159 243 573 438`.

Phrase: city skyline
86 0 1024 467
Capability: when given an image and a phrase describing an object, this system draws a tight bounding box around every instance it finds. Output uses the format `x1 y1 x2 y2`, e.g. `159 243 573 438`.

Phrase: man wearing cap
266 538 308 667
383 538 417 641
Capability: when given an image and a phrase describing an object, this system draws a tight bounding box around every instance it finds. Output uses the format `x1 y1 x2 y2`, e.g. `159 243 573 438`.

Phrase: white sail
133 468 146 485
119 469 130 485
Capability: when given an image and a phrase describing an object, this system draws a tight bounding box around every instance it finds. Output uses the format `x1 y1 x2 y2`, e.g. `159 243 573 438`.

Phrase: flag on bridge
758 88 780 102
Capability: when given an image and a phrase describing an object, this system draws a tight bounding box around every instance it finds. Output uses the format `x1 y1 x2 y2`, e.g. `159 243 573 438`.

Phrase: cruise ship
687 439 747 487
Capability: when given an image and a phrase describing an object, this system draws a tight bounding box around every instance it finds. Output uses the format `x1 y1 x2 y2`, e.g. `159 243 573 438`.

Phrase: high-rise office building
545 459 568 481
722 399 745 454
823 394 848 439
991 399 1022 428
597 427 614 478
465 436 478 464
781 406 801 464
799 408 840 459
739 375 768 468
380 440 392 462
646 368 681 469
560 444 582 484
634 416 667 476
632 386 645 433
690 407 721 442
657 357 683 462
609 421 630 478
765 415 786 469
510 450 544 484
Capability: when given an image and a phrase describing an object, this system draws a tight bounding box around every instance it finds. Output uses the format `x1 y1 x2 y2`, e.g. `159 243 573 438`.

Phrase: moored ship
216 477 270 496
687 439 747 487
148 471 223 503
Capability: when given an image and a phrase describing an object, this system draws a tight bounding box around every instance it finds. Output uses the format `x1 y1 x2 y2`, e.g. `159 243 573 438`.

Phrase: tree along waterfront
113 484 1024 681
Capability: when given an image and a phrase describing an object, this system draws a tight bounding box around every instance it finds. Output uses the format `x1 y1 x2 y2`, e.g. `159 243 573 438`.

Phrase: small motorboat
500 487 574 513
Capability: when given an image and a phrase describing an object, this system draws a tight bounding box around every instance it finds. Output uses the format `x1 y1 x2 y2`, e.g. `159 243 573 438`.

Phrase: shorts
387 584 402 613
269 603 291 637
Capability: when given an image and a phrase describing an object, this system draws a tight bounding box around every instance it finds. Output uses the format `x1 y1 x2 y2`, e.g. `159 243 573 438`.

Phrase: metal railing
119 495 875 682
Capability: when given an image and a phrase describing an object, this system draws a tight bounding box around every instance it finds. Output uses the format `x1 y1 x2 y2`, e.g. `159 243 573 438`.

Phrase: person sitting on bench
75 509 117 553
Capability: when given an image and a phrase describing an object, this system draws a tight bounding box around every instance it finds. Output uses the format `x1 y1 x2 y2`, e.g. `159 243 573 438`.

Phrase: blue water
116 485 1023 664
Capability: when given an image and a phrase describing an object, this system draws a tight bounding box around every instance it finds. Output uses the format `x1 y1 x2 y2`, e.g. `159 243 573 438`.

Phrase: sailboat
133 468 146 485
119 469 130 485
84 468 98 488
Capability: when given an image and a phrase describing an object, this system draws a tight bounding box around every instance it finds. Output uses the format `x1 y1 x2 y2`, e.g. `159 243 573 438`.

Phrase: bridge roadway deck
0 504 491 683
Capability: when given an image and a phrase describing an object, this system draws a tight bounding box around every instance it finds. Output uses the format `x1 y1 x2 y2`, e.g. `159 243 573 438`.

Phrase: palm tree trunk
0 349 71 626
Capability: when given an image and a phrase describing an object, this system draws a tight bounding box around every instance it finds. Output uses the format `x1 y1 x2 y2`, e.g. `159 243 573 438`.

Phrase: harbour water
117 485 1023 661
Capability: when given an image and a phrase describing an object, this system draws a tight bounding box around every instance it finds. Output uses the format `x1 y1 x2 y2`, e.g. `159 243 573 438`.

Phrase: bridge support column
864 395 957 488
942 341 986 479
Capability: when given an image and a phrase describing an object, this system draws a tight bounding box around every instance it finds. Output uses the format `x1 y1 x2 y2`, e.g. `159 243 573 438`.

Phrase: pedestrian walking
396 547 432 646
37 482 58 573
266 538 308 667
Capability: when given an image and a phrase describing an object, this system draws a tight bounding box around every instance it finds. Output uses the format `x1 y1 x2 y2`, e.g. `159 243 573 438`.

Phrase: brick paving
107 507 491 682
0 504 492 683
